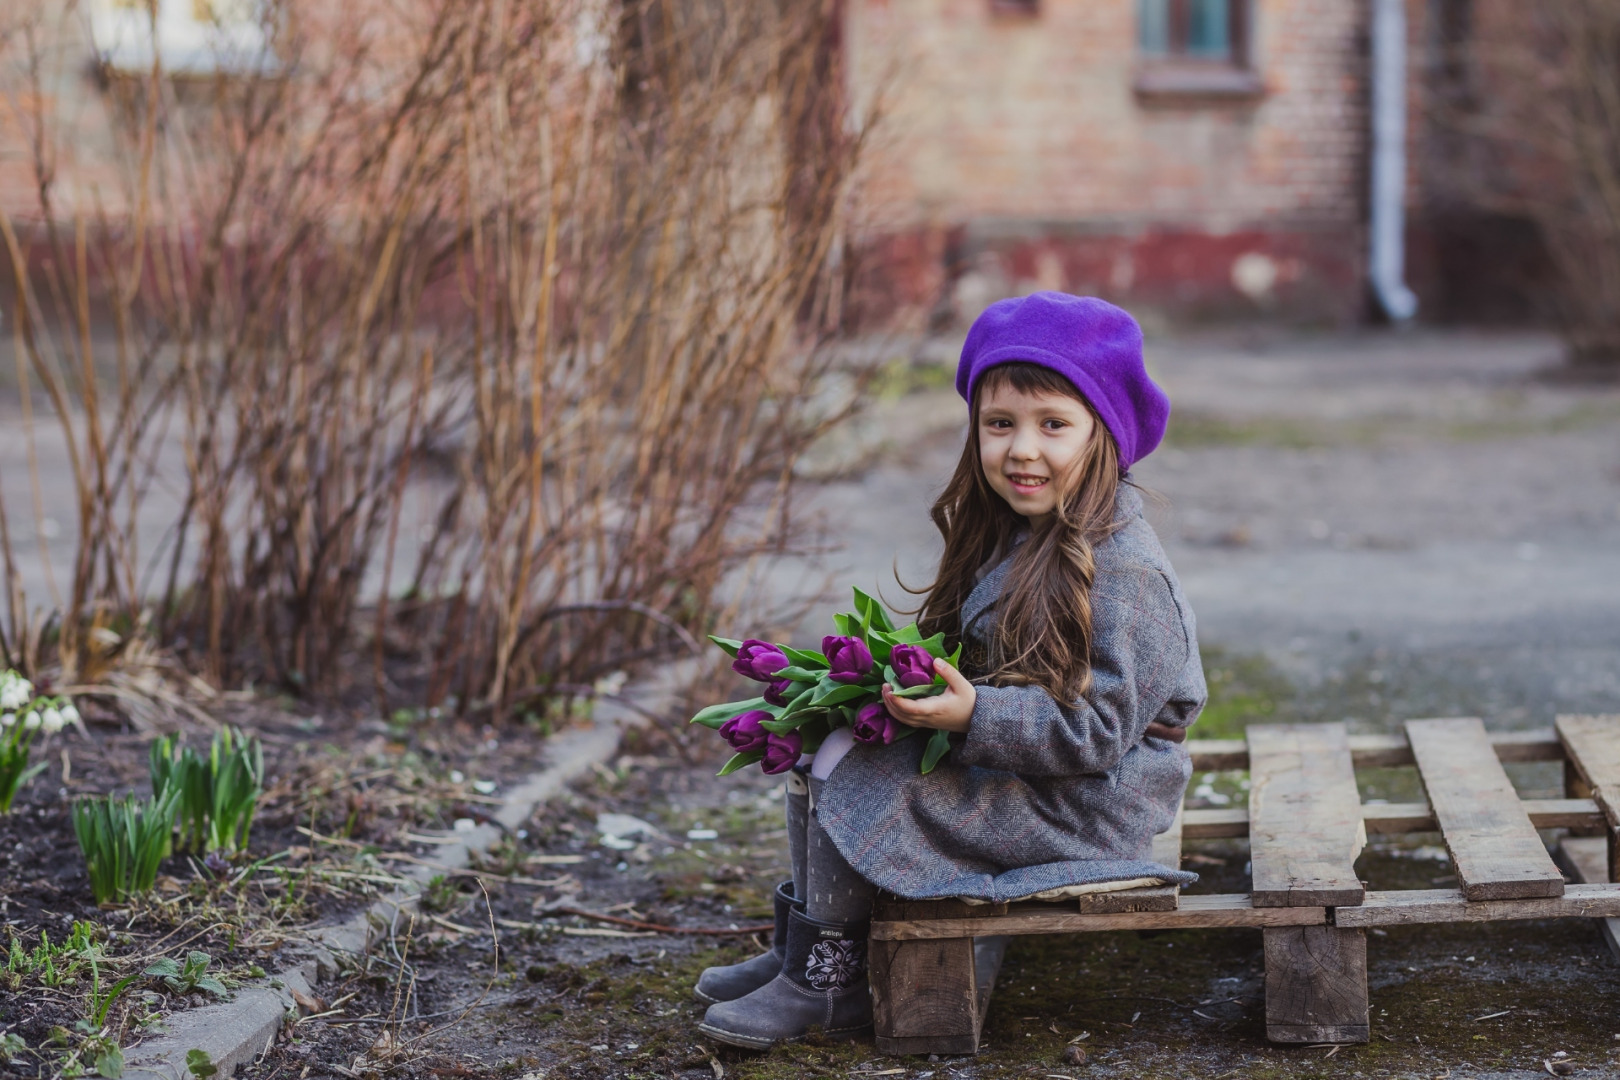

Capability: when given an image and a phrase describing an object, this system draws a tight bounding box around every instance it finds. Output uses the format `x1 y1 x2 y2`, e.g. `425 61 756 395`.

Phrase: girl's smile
978 383 1098 517
1005 472 1050 494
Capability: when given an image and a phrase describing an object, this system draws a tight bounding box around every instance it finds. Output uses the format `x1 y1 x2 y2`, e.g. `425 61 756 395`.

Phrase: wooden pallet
869 714 1620 1055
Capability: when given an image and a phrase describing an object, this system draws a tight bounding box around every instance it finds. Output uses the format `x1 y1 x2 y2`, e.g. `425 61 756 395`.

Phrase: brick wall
847 0 1381 328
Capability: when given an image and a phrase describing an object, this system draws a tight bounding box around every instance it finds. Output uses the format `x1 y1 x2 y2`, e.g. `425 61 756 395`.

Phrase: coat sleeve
954 564 1191 778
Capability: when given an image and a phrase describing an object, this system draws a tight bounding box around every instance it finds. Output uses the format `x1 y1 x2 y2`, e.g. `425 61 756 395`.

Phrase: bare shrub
0 0 873 718
1431 0 1620 367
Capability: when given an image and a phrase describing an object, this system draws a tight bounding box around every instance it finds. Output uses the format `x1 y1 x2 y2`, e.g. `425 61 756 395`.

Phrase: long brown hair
916 362 1124 700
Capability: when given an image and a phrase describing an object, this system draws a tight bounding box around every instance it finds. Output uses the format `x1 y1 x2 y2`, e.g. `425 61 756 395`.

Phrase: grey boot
693 880 799 1004
697 907 872 1049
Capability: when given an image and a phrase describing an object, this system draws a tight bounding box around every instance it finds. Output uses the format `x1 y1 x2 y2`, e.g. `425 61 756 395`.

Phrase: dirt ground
5 327 1620 1079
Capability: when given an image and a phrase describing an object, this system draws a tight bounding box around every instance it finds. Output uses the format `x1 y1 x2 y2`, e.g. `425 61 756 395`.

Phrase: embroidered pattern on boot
804 939 865 991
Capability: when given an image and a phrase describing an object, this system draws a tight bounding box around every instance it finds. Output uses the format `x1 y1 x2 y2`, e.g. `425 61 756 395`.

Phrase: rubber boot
693 880 798 1004
696 907 872 1049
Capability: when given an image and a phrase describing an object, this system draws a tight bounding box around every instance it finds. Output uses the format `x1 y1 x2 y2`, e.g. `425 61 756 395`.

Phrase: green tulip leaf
762 709 823 733
891 682 946 699
831 612 855 637
853 588 895 633
781 646 830 669
919 729 954 774
688 696 766 729
772 665 824 683
796 716 833 755
811 683 876 709
887 622 926 645
717 750 764 776
708 636 744 658
776 690 815 721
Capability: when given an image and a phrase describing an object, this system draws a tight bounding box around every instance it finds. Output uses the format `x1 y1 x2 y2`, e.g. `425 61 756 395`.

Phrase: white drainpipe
1370 0 1418 322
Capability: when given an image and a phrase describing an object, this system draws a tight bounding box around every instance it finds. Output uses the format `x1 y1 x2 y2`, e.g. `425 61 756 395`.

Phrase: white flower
0 713 13 728
41 708 63 734
60 703 80 725
22 711 40 730
0 676 29 711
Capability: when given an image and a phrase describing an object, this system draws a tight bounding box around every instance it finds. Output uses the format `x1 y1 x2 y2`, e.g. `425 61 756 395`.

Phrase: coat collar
959 483 1143 640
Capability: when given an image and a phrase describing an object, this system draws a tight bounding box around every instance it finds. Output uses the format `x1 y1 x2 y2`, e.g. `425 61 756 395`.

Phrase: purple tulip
889 644 938 688
822 635 874 684
852 701 902 746
719 709 771 754
764 678 797 707
732 639 790 683
761 730 803 774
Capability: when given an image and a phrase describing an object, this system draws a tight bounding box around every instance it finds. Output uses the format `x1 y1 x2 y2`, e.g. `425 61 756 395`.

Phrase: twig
507 908 773 937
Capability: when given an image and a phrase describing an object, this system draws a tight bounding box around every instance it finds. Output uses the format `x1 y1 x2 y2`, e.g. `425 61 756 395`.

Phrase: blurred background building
844 0 1550 331
0 0 1565 335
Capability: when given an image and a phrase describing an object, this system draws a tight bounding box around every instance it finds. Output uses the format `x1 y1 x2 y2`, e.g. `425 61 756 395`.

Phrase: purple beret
955 292 1170 470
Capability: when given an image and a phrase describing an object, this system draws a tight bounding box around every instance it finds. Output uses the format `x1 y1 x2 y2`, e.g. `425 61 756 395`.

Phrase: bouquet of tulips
691 589 961 776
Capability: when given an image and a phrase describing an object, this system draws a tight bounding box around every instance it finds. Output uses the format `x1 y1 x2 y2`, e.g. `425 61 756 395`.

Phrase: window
1135 0 1261 98
90 0 274 77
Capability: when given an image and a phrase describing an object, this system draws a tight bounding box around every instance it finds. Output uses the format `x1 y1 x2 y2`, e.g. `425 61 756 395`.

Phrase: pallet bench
869 714 1620 1056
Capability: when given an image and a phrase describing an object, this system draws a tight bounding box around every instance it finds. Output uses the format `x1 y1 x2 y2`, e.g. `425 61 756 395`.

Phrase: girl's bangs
974 361 1086 407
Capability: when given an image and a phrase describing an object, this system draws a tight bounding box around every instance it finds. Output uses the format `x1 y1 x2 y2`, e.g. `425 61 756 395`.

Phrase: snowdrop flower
0 713 13 728
41 708 63 734
0 673 31 711
60 702 80 725
22 711 40 730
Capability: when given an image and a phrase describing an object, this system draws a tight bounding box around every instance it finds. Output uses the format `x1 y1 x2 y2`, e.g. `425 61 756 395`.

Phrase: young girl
694 292 1205 1049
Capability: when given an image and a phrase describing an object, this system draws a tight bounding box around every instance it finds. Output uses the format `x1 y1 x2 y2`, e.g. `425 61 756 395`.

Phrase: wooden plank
1555 839 1620 965
1082 803 1182 913
1185 739 1249 771
1188 728 1565 772
1347 734 1420 769
1556 714 1620 881
1333 882 1620 928
1247 723 1366 907
1263 926 1369 1044
1180 798 1602 839
1406 718 1565 901
1182 807 1250 838
869 893 1326 940
1361 798 1601 834
972 936 1008 1030
870 897 981 1055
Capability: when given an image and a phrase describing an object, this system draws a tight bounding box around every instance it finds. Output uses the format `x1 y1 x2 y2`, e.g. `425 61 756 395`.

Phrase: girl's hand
882 657 976 734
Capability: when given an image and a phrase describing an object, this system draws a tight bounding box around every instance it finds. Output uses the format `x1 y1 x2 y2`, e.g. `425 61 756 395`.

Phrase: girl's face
977 381 1097 518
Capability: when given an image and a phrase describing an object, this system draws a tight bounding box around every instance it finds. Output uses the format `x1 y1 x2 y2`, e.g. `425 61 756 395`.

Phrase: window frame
989 0 1040 17
1134 0 1263 100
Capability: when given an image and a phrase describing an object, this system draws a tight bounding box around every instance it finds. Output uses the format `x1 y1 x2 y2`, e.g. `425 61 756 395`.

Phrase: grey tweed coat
817 485 1204 902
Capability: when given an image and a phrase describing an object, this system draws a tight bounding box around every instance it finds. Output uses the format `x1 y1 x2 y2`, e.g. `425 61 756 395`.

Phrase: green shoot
144 951 227 998
86 956 138 1031
72 787 182 904
149 727 263 856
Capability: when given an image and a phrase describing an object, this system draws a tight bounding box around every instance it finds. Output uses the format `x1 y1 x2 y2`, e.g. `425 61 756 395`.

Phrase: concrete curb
122 668 689 1080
